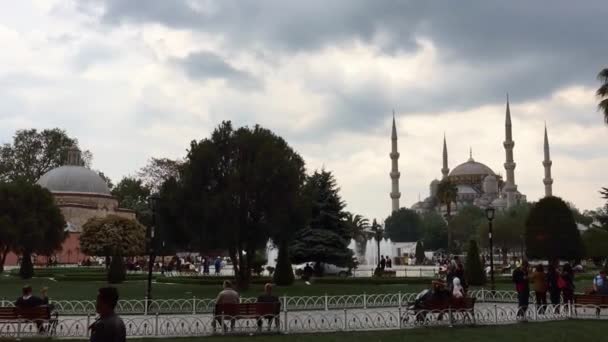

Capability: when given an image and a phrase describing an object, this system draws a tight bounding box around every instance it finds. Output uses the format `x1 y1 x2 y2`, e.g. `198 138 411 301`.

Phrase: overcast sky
1 1 607 221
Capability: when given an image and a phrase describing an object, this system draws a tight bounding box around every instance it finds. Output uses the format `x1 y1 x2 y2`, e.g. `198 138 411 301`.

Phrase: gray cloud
172 51 260 90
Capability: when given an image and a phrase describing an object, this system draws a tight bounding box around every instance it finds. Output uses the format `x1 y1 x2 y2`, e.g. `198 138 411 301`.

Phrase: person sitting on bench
15 285 46 333
256 283 281 330
593 270 608 295
213 281 240 331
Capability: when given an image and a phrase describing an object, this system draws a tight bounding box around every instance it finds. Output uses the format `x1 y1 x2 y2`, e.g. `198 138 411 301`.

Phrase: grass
1 321 603 342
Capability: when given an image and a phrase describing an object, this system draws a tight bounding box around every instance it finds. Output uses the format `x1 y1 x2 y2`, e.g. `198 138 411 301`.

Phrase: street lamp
485 206 496 292
146 193 160 301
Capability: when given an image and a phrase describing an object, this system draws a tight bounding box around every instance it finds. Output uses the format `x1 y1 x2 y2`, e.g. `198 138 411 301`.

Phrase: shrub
273 243 295 286
465 240 485 286
415 241 425 264
19 255 34 279
108 255 126 284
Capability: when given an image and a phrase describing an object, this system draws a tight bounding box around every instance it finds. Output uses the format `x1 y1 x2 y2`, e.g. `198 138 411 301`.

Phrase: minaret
503 95 518 208
390 113 401 212
543 124 553 197
441 134 449 179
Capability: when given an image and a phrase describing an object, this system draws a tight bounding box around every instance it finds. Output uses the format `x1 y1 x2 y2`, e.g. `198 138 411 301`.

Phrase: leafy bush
108 255 126 284
273 243 294 286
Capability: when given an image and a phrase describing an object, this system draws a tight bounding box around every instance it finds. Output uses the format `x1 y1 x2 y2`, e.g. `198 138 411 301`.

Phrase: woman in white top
452 277 464 298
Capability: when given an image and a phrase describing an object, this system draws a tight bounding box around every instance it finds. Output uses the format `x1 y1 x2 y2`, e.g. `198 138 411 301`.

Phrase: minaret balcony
543 161 552 167
390 192 401 199
503 141 515 149
390 152 400 159
390 171 401 178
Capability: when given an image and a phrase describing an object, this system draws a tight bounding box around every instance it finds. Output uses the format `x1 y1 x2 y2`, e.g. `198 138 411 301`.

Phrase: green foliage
436 180 458 216
345 212 371 259
251 250 268 276
19 253 33 280
112 177 151 213
384 208 421 242
597 68 608 124
449 205 485 252
137 157 182 192
479 203 530 252
80 215 146 257
0 128 91 183
0 182 66 274
420 211 447 250
525 196 584 260
465 240 485 286
108 255 126 284
415 241 425 264
582 228 608 260
290 170 353 268
173 121 307 289
569 202 594 227
273 241 295 286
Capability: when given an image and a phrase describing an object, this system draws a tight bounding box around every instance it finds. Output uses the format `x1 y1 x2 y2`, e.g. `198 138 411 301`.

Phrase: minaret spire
503 94 518 208
441 133 449 179
543 123 553 197
390 111 401 212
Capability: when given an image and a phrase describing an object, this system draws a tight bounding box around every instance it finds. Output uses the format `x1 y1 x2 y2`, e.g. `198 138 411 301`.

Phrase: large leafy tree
384 208 421 242
112 177 152 225
80 215 146 266
449 205 485 252
0 128 91 183
345 212 371 261
420 211 447 250
582 228 608 265
290 170 354 271
525 196 584 260
138 158 182 192
175 122 307 289
597 68 608 124
0 182 66 277
479 203 530 257
436 180 458 250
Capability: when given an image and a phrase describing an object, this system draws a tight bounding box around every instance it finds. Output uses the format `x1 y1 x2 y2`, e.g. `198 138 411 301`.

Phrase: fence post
86 314 91 338
144 297 148 316
398 306 402 329
398 292 402 309
363 293 367 309
192 296 196 315
481 289 486 303
343 309 348 331
324 293 329 311
283 295 288 312
284 308 289 334
17 320 21 340
534 302 538 321
494 304 498 324
448 307 453 327
155 313 159 336
419 268 422 277
568 302 573 319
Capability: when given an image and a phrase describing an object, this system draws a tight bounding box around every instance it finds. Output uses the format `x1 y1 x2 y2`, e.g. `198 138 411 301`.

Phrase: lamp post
146 193 160 302
485 206 496 292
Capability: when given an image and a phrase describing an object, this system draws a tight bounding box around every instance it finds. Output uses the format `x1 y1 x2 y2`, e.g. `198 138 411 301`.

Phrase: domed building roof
37 166 111 195
449 153 495 177
36 147 111 196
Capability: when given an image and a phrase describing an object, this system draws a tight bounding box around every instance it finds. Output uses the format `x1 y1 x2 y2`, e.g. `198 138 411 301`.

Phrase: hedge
156 276 273 286
53 274 151 282
313 276 514 285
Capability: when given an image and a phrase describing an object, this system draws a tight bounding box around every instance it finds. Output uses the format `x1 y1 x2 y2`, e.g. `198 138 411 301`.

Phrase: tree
415 241 425 264
290 170 354 273
384 208 421 242
436 180 458 250
108 254 126 284
568 202 594 227
582 228 608 266
449 205 485 252
597 68 608 124
96 171 114 190
176 121 307 289
465 240 485 286
420 211 447 250
80 215 146 268
112 177 152 224
138 158 182 192
0 128 91 183
345 212 371 261
0 182 66 278
525 196 584 260
479 203 530 258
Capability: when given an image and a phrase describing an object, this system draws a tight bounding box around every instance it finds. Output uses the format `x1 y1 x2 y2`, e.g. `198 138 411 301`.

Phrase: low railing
3 303 605 339
0 290 549 316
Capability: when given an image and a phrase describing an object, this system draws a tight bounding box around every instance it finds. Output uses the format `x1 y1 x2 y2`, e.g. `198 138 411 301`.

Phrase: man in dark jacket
513 260 530 320
15 285 44 308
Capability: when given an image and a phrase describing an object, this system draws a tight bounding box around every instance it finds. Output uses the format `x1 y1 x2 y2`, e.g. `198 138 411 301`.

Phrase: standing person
386 257 392 269
593 270 608 295
214 257 222 275
547 261 561 308
89 287 126 342
512 260 530 320
380 256 386 271
203 257 210 275
561 263 575 305
531 265 547 314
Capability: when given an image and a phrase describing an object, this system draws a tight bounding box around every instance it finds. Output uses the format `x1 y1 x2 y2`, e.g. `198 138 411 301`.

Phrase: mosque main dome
449 158 495 177
37 165 111 196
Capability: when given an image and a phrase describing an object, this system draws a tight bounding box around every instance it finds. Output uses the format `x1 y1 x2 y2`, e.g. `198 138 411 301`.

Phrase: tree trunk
446 203 452 253
0 249 8 274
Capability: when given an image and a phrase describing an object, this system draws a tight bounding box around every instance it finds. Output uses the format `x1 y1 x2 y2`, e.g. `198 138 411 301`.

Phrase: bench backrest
0 306 50 320
215 303 280 316
575 294 608 306
421 297 475 310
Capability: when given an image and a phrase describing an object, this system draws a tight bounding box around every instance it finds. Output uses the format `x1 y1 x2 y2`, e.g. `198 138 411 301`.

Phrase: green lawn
1 321 603 342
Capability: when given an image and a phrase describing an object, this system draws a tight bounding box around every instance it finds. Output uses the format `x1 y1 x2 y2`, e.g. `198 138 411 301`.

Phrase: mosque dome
36 147 111 196
449 154 495 177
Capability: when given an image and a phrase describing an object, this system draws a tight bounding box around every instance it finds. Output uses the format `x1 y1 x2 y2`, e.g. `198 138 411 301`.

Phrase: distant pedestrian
89 287 126 342
386 257 392 269
531 264 547 314
547 261 561 307
214 257 222 275
380 256 386 271
513 260 530 320
561 263 575 305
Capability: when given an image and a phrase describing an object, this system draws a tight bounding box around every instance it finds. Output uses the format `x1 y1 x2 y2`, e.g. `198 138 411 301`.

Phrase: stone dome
37 166 111 196
449 157 495 177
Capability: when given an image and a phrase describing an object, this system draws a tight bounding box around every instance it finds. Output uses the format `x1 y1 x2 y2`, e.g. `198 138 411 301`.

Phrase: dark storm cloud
172 51 260 90
80 0 608 133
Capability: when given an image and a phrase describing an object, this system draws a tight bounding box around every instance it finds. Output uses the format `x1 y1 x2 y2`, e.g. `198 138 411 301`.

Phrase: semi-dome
37 166 111 195
449 156 495 177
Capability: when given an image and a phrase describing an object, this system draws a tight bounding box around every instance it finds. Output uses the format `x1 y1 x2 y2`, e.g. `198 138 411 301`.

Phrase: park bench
0 306 58 335
574 294 608 317
214 302 281 332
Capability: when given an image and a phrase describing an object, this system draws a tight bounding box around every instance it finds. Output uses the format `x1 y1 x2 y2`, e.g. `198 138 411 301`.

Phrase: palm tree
344 212 371 261
436 179 458 252
597 68 608 124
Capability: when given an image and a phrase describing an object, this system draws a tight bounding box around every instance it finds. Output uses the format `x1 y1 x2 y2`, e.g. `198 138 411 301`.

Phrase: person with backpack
512 260 530 320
